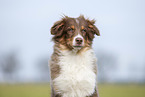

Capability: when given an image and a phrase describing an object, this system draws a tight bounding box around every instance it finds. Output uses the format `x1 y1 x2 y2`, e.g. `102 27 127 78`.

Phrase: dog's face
51 15 100 50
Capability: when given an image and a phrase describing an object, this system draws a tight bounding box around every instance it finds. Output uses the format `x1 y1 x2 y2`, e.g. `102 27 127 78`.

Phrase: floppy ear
51 20 64 36
87 19 100 36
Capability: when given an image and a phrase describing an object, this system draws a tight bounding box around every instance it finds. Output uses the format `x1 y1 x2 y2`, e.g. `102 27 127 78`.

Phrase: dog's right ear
51 20 65 35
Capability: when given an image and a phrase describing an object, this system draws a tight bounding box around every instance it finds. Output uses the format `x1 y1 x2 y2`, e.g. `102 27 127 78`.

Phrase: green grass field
0 84 145 97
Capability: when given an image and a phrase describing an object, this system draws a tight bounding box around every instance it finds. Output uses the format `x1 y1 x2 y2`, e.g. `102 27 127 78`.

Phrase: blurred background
0 0 145 97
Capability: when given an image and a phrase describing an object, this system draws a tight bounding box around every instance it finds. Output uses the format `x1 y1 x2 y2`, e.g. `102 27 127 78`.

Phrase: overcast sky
0 0 145 81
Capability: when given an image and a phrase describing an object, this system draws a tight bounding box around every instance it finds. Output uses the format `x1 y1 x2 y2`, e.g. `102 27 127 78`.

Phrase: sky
0 0 145 82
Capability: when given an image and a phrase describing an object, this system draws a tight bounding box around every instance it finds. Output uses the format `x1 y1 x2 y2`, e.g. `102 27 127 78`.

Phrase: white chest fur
53 49 97 97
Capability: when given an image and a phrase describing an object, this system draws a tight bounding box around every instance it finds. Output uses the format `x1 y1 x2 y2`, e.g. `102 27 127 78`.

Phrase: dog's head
51 15 100 50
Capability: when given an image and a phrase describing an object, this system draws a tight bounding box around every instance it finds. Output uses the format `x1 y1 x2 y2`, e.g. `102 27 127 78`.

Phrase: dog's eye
68 28 74 32
81 29 87 36
82 29 86 33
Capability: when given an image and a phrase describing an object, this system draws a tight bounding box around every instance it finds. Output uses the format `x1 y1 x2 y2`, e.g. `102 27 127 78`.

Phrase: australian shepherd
49 15 100 97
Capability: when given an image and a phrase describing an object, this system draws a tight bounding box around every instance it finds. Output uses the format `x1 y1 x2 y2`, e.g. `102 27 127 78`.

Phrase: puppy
49 15 100 97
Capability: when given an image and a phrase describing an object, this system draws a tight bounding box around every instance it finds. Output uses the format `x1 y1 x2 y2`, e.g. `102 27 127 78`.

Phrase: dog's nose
75 38 83 44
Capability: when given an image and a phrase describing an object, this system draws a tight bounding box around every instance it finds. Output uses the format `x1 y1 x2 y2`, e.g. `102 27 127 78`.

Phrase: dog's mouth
73 44 83 49
73 46 82 48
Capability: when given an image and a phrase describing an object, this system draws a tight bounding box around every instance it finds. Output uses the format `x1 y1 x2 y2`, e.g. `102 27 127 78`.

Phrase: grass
0 83 145 97
99 84 145 97
0 83 51 97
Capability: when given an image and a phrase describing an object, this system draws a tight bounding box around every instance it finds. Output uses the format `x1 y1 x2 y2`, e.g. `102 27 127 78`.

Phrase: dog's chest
53 49 96 97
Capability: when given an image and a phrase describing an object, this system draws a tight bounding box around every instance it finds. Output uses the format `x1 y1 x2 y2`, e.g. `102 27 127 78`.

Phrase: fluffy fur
49 15 100 97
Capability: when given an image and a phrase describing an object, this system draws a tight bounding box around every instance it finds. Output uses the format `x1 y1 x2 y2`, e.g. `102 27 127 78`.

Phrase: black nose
75 38 83 44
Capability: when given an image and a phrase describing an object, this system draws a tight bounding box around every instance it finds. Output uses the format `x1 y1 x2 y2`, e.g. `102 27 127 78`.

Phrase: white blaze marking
75 18 79 25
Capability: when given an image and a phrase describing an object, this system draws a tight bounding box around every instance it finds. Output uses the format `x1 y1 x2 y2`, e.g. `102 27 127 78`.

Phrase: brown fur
51 15 100 51
49 15 100 97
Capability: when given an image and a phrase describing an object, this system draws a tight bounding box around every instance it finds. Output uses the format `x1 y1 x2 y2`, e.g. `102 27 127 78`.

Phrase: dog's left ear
87 19 100 36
